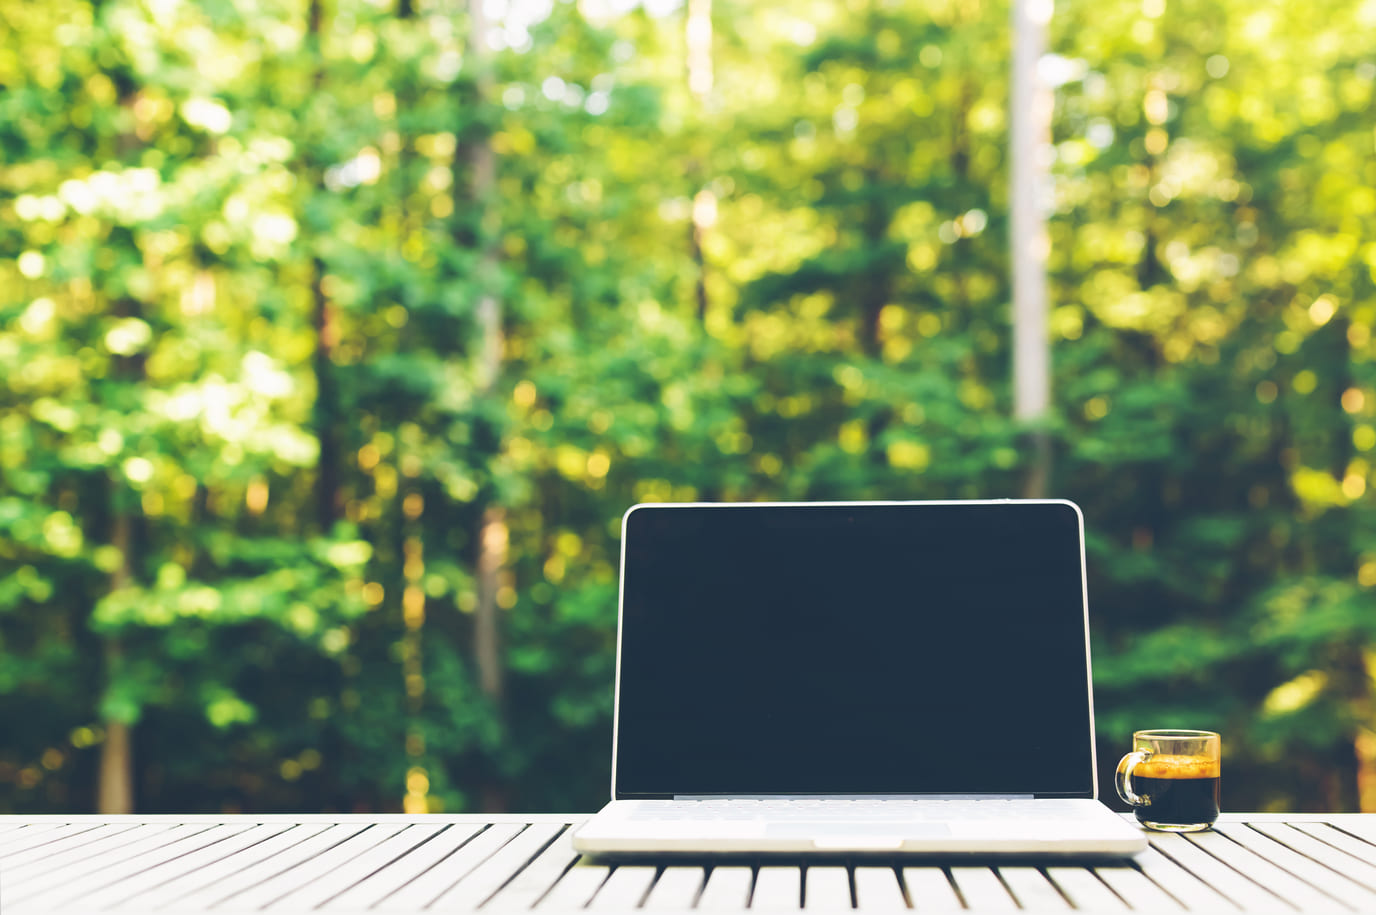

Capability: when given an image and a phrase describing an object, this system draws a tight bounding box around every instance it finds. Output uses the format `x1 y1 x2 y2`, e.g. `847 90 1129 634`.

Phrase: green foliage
1 0 1374 814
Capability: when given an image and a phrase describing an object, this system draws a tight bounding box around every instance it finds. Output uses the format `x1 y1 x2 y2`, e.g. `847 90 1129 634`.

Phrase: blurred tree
1052 0 1376 811
1 0 1373 817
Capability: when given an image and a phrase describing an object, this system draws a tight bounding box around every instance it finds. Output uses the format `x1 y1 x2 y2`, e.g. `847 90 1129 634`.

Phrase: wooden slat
0 820 30 839
1195 826 1350 910
1045 866 1129 911
0 821 79 851
1094 861 1187 911
643 866 707 910
803 866 851 909
696 866 753 911
852 866 904 911
1133 843 1240 911
3 822 186 883
274 823 447 910
222 814 407 908
900 866 962 911
999 866 1071 910
371 822 523 911
589 865 659 909
1216 823 1376 909
313 822 485 910
142 822 336 909
203 825 404 908
948 866 1017 910
0 822 139 867
13 823 250 910
481 826 580 911
1250 823 1376 893
96 824 294 911
1325 817 1376 850
430 821 567 910
535 862 610 909
96 825 293 908
752 866 801 910
17 814 1376 913
1295 822 1376 869
0 822 106 856
1150 832 1293 912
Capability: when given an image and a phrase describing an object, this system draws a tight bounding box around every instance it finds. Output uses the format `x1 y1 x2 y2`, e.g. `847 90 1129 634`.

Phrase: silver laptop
572 500 1147 858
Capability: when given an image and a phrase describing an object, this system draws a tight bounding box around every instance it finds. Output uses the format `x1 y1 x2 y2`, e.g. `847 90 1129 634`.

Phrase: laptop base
573 798 1148 858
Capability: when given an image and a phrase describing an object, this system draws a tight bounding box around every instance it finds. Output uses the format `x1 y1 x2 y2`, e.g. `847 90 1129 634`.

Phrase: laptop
571 499 1147 858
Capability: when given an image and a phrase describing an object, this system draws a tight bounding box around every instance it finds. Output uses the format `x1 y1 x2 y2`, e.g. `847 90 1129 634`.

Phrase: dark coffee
1132 755 1219 827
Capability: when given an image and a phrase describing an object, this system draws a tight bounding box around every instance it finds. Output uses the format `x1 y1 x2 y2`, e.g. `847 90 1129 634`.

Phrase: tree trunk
307 0 341 532
97 725 134 814
460 0 507 810
98 713 134 813
687 0 713 323
474 506 506 703
98 517 135 814
859 188 891 357
92 29 153 818
1010 0 1053 497
312 256 341 531
97 257 148 813
689 196 711 323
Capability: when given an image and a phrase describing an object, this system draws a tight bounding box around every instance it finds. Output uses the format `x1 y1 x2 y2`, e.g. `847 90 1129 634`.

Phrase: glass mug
1115 729 1220 832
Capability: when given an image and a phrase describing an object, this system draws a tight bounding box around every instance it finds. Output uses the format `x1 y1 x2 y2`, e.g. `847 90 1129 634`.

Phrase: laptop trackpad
764 823 951 839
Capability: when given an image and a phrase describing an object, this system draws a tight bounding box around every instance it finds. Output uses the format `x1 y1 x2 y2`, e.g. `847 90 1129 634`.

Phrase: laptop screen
613 501 1097 799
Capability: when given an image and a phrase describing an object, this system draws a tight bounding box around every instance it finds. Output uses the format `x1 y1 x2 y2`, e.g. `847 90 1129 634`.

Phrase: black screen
613 501 1096 798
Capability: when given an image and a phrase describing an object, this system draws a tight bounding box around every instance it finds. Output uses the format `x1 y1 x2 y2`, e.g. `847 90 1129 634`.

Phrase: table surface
2 812 1373 913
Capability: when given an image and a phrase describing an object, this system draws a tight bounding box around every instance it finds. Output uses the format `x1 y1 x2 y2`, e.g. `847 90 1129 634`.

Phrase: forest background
2 0 1375 816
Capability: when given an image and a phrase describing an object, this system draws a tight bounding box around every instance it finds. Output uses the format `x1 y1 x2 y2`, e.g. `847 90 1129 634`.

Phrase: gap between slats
1294 822 1376 870
7 823 240 910
533 861 955 911
643 865 707 909
1252 822 1376 882
1203 823 1358 911
1044 866 1129 911
1323 817 1376 851
1133 843 1240 911
441 823 572 911
141 822 339 910
1149 831 1294 911
0 822 139 868
370 822 525 910
99 823 297 910
480 824 582 911
21 818 1376 913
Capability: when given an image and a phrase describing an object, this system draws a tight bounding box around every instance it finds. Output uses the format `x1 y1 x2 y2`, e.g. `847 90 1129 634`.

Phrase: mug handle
1115 749 1153 807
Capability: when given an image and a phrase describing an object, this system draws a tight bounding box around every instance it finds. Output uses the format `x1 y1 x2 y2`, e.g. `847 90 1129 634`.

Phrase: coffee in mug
1115 730 1220 832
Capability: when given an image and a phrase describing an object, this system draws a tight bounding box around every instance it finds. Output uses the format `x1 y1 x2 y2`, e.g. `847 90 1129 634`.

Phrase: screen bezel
608 499 1100 800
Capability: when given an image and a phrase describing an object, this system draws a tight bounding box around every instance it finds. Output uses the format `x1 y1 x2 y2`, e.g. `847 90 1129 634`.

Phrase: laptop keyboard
628 799 1078 822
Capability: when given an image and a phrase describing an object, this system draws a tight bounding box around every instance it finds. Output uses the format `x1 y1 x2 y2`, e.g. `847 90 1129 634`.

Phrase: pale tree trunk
95 31 155 816
308 0 341 532
686 0 714 323
468 0 503 707
401 498 429 812
461 0 507 809
312 259 341 530
98 516 135 814
475 506 506 704
97 715 134 813
392 0 429 816
99 298 147 814
1011 0 1053 497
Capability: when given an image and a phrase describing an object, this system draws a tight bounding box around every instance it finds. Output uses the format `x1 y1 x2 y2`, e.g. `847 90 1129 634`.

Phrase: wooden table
1 813 1373 912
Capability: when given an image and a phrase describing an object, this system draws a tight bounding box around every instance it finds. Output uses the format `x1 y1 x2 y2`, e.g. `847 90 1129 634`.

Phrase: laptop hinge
672 794 1036 800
